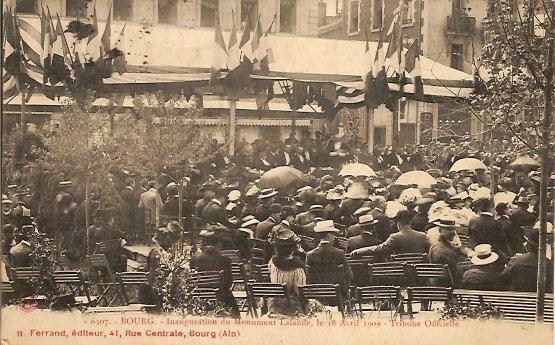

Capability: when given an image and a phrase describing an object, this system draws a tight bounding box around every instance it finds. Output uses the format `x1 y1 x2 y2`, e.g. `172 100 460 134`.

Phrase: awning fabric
4 18 474 106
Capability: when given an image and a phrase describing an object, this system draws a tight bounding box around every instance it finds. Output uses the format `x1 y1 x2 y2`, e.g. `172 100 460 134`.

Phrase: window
401 0 415 26
241 0 258 27
371 0 383 31
65 0 86 18
200 0 218 27
16 0 38 14
280 0 296 33
114 0 133 21
158 0 177 24
347 0 360 35
450 44 464 71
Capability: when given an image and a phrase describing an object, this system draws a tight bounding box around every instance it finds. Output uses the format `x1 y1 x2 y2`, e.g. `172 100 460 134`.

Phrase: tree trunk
178 182 184 252
85 172 91 255
536 12 554 321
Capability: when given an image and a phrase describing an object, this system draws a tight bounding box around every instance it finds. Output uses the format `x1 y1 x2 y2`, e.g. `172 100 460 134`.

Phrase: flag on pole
239 12 253 62
366 31 389 108
101 4 112 56
404 39 423 96
360 29 373 83
210 12 228 83
261 13 277 64
227 10 240 71
2 11 18 100
86 6 102 61
251 17 261 62
113 24 127 75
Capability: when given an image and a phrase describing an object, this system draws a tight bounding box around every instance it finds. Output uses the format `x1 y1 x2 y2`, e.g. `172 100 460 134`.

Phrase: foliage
439 300 502 321
471 0 555 157
151 248 231 317
26 230 64 301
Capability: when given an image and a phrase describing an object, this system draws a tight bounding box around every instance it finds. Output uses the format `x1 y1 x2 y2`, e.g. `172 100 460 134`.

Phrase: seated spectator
344 207 371 238
267 228 306 317
500 225 553 293
461 244 503 290
190 233 240 318
9 228 33 268
429 218 473 285
351 210 430 257
346 215 382 253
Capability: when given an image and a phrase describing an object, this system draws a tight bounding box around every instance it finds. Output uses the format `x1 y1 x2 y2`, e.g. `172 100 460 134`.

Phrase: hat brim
471 252 499 265
313 227 340 233
259 191 278 199
359 220 379 226
433 222 458 228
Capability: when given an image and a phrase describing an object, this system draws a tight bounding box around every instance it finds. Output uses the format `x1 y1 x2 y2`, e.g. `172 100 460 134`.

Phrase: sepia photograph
0 0 553 344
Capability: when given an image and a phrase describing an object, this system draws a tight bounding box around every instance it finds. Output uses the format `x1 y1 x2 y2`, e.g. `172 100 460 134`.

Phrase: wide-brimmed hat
241 218 260 228
259 188 278 199
451 191 471 202
359 214 378 226
246 186 261 197
309 205 324 211
353 207 372 217
59 180 73 187
416 197 435 206
1 194 12 205
326 190 343 201
228 190 241 201
313 220 339 233
273 228 301 246
242 215 255 222
296 186 313 194
432 218 458 228
515 196 529 205
471 244 499 265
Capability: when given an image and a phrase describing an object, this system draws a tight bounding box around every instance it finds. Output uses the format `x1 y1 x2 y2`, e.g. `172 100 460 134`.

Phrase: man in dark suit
351 210 430 257
255 203 282 240
500 227 553 292
510 197 537 227
306 220 352 291
255 189 278 221
496 202 525 256
346 215 382 253
190 235 240 318
370 196 391 241
274 144 293 166
120 178 137 233
468 199 510 257
294 205 324 228
345 207 371 238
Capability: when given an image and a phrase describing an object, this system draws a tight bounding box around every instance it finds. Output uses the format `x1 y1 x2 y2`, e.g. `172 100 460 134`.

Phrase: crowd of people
1 132 554 318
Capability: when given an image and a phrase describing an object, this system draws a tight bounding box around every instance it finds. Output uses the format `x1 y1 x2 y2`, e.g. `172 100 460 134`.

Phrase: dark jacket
498 215 525 256
510 208 537 227
461 268 501 291
346 232 382 253
361 228 430 256
306 242 352 287
255 217 278 240
500 252 553 292
203 200 234 228
429 240 467 284
468 212 509 255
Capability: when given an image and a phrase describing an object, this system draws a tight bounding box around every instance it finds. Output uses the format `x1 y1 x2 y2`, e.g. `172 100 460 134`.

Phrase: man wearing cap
345 207 371 238
510 196 536 228
411 197 434 232
1 195 15 226
235 216 259 260
203 192 235 229
255 203 282 241
306 221 352 292
352 210 430 257
161 182 180 219
346 215 382 253
461 244 503 291
468 199 510 257
429 218 473 284
255 189 278 221
500 226 554 292
225 190 242 219
294 204 324 228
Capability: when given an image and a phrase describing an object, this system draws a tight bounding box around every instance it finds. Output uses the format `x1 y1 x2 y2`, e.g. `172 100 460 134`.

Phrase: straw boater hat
451 191 471 202
228 190 241 201
1 195 12 205
59 180 73 187
359 214 378 228
259 188 278 199
353 207 372 217
313 220 339 233
515 196 530 205
471 244 499 266
242 215 256 222
241 218 260 228
309 204 324 212
432 218 458 229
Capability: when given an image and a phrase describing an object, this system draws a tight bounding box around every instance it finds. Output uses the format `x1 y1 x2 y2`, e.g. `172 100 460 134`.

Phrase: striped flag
210 12 227 83
227 10 240 71
2 12 18 100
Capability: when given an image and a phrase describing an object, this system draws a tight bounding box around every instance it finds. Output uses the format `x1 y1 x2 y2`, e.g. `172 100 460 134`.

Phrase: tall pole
229 100 236 155
536 7 554 321
291 108 297 141
20 85 26 134
366 106 374 154
392 100 399 148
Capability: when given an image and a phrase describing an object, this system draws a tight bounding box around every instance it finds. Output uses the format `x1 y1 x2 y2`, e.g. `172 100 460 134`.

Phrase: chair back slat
247 282 288 298
95 239 122 254
458 235 470 247
191 287 219 299
370 262 406 276
187 271 223 288
253 264 270 282
391 253 427 264
407 287 453 301
13 268 41 281
221 250 242 263
299 284 340 298
231 263 247 284
334 237 349 251
118 272 149 285
0 281 15 293
53 271 83 284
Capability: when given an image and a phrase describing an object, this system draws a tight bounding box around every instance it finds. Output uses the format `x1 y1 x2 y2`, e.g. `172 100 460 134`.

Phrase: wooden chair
94 239 123 254
230 263 253 316
369 262 408 286
253 264 271 283
187 270 224 289
0 281 16 305
116 272 152 306
12 267 49 308
355 286 403 319
458 235 470 248
246 282 289 318
87 254 119 307
299 284 345 318
391 253 427 264
250 239 268 265
406 287 453 318
411 263 454 287
94 239 126 272
454 290 554 323
334 236 349 251
52 271 97 307
456 259 473 275
348 257 375 287
221 250 242 263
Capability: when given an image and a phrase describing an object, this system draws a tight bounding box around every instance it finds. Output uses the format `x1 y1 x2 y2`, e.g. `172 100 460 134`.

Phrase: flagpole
229 100 236 156
366 106 374 154
20 84 26 135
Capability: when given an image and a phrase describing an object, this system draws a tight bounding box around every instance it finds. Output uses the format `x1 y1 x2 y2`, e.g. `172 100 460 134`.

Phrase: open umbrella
449 158 487 173
396 171 437 189
510 156 540 169
339 163 376 178
258 166 304 190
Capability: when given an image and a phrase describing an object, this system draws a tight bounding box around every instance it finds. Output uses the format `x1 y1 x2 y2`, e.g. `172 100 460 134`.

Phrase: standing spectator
468 198 510 258
138 181 163 236
120 178 138 236
496 202 525 256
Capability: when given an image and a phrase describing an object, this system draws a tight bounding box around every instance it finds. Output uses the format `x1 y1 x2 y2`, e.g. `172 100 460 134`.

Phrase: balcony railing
446 14 476 37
